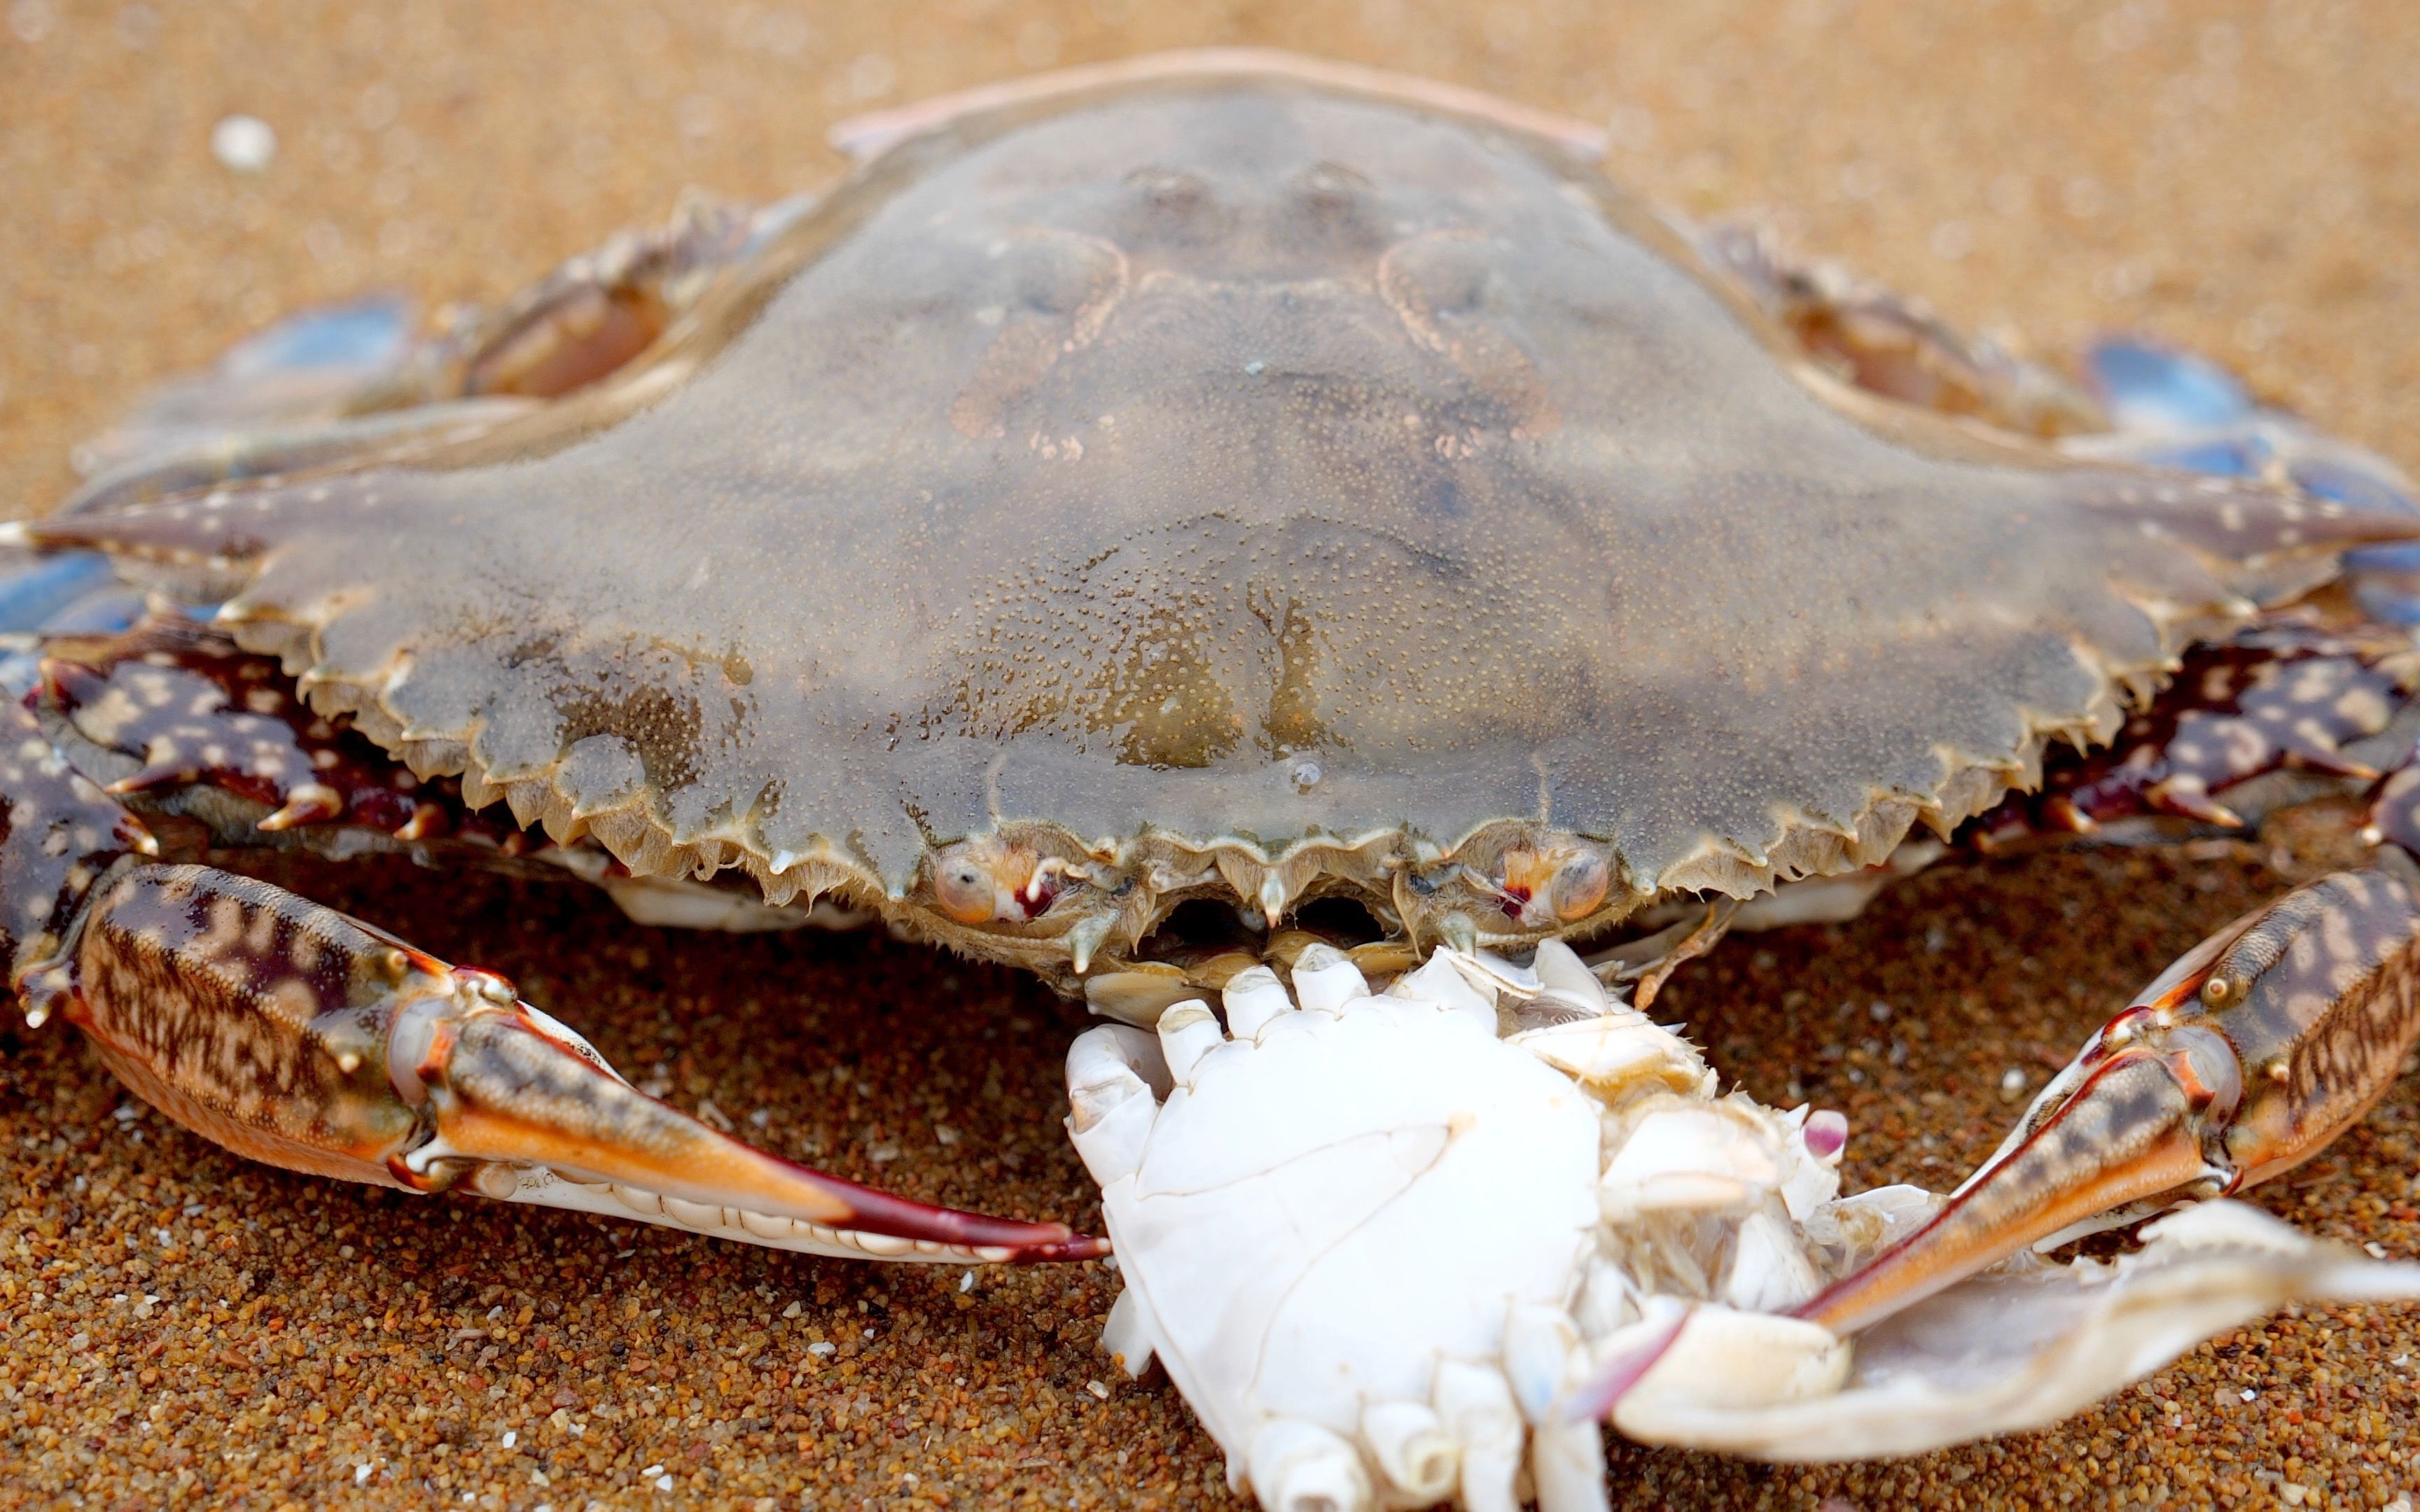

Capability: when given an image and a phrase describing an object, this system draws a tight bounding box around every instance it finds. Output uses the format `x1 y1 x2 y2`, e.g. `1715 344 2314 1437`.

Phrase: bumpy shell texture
46 55 2389 912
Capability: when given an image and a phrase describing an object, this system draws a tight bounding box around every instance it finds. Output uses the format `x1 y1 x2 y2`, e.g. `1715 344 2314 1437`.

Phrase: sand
5 1 2420 1507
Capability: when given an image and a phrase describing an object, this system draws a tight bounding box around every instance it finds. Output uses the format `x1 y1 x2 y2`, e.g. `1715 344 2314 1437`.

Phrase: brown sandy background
5 2 2420 1507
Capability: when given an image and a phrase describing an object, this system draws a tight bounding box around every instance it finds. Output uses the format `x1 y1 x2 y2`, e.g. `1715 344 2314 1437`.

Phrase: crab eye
1550 850 1611 922
932 847 1005 925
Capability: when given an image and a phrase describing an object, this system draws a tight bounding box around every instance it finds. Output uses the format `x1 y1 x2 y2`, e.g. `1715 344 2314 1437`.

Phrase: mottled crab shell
41 52 2397 974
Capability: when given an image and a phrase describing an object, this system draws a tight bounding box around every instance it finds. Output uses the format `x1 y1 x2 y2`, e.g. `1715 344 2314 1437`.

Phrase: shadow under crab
10 46 2420 1511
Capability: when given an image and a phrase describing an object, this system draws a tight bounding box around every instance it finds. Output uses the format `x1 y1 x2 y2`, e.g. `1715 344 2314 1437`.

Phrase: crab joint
1800 866 2420 1336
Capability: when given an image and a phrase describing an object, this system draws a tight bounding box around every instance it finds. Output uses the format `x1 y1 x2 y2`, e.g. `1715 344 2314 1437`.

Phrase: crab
8 46 2420 1504
1068 939 2420 1507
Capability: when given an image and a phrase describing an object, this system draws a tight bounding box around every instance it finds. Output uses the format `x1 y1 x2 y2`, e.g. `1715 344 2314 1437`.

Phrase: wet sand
5 2 2420 1507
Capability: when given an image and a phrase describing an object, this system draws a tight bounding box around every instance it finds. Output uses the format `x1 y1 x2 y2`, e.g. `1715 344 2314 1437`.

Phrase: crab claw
387 977 1104 1264
65 864 1102 1266
1800 865 2420 1336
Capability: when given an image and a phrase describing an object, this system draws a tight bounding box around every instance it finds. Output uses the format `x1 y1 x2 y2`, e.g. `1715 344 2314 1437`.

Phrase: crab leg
63 192 805 517
1693 218 2106 439
1800 859 2420 1334
0 703 1100 1266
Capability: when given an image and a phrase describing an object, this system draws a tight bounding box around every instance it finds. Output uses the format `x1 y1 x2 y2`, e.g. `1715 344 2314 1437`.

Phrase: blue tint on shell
221 295 412 380
0 550 115 634
2084 337 2254 430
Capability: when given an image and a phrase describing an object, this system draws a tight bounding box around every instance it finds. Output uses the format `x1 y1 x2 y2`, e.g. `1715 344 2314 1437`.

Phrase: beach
4 3 2419 1506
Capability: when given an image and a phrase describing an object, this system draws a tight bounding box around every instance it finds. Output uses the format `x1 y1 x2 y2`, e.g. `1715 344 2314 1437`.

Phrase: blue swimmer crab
10 49 2420 1509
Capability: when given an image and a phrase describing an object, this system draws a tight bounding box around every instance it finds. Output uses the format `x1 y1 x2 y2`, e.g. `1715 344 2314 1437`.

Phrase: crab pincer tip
396 987 1111 1266
1794 1037 2225 1336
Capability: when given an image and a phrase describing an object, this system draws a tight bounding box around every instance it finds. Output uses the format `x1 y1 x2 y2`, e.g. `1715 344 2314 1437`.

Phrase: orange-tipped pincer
389 979 1106 1263
1800 865 2420 1338
1797 1035 2230 1335
65 863 1104 1266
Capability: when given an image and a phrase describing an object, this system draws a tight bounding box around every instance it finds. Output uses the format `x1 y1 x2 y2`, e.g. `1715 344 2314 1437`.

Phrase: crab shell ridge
46 52 2400 979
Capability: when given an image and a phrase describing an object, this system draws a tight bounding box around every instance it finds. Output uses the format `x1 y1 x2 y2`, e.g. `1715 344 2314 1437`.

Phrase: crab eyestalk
928 834 1089 926
1800 866 2420 1336
1484 842 1614 929
60 863 1106 1265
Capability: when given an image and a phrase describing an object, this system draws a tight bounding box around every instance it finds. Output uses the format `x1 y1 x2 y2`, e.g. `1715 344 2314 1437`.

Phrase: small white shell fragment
1064 1023 1163 1187
1102 1287 1155 1378
210 113 277 174
1155 1000 1223 1086
1608 1303 1851 1441
1358 1401 1456 1502
1071 951 2420 1506
1222 965 1295 1040
1528 1419 1611 1512
1529 937 1611 1014
1508 1016 1703 1096
1801 1182 1942 1269
1384 950 1498 1030
1599 1102 1782 1219
1436 948 1543 1002
1246 1418 1370 1512
1501 1302 1585 1421
1288 943 1370 1013
1430 1361 1522 1512
1723 1205 1825 1312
